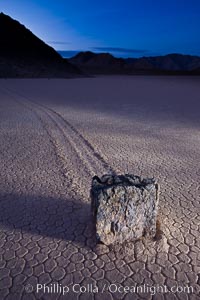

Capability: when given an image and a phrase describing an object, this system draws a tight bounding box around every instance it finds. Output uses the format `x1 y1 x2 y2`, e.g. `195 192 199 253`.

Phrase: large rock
90 174 160 245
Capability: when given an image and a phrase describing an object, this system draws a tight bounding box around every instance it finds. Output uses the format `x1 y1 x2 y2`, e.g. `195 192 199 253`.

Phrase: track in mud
2 85 115 200
1 79 200 299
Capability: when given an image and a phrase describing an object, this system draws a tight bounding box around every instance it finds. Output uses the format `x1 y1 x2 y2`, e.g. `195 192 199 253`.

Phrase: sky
1 0 200 58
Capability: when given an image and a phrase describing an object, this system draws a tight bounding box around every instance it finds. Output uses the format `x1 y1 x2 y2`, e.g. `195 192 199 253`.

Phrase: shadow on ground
0 193 97 248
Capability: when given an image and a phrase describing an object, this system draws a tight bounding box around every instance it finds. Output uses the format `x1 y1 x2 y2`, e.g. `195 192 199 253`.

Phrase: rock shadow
0 192 97 248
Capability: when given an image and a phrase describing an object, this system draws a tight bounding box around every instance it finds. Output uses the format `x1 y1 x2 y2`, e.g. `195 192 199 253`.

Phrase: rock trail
0 78 199 300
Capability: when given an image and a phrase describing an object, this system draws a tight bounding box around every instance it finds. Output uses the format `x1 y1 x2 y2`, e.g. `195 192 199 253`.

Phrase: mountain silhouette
70 51 125 74
1 12 199 77
0 12 82 77
70 52 200 75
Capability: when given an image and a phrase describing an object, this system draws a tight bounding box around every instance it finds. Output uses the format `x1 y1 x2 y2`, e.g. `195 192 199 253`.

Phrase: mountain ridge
0 12 82 78
1 12 199 77
69 51 200 75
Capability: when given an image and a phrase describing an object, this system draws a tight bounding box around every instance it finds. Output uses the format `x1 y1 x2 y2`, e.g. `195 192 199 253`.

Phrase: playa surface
0 76 200 299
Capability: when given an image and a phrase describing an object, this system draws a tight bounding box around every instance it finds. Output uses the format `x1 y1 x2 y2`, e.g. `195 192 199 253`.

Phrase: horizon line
56 50 200 59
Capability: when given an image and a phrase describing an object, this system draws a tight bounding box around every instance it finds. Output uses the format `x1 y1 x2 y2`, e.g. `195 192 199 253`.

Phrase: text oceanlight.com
31 283 194 295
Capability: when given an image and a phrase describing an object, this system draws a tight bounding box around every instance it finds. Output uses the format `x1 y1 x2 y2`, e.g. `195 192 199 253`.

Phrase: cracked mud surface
0 76 200 299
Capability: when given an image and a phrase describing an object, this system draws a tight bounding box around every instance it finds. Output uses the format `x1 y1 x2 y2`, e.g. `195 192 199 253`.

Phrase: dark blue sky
1 0 200 57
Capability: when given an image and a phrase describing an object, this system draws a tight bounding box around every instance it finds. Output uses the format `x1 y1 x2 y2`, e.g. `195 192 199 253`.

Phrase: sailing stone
90 174 160 245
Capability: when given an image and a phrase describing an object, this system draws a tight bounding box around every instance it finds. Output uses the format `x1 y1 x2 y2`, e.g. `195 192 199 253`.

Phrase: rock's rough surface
91 174 160 245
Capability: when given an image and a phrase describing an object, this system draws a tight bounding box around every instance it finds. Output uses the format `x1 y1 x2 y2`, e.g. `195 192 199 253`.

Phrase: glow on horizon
1 0 200 58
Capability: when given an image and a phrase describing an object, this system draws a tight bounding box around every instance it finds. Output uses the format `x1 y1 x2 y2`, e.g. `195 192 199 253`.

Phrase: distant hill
69 51 200 75
124 54 200 72
70 51 125 74
0 13 82 78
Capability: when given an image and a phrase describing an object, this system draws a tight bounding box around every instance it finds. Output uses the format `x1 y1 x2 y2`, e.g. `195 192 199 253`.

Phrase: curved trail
1 79 200 299
2 85 116 199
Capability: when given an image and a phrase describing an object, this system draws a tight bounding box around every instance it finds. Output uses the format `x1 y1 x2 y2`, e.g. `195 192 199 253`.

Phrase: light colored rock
91 174 159 245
